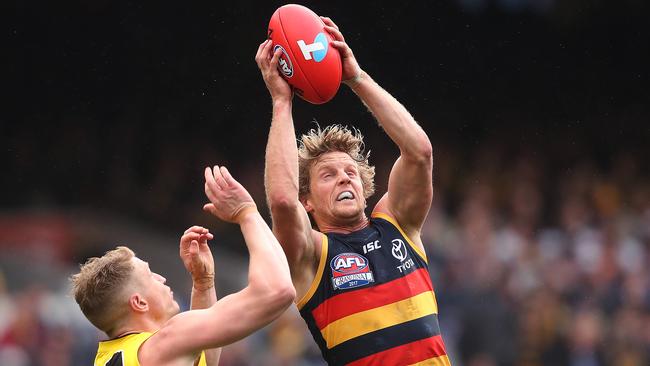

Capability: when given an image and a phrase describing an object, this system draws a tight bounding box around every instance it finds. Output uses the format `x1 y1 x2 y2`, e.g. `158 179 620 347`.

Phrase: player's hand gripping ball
268 4 342 104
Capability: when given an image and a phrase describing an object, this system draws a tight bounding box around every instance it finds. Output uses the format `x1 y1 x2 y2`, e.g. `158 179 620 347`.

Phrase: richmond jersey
94 332 207 366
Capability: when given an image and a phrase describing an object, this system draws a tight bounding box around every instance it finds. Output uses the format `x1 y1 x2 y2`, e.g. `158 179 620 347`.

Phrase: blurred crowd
1 133 648 366
425 141 650 366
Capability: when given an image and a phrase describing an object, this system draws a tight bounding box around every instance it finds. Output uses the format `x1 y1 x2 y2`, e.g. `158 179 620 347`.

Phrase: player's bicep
383 155 433 231
142 289 273 363
269 202 315 267
269 203 321 300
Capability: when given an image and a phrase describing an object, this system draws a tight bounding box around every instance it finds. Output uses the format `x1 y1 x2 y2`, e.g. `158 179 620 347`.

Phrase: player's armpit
374 154 432 245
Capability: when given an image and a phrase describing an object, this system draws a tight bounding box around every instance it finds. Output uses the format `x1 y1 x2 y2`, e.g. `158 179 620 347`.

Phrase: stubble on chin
333 204 364 221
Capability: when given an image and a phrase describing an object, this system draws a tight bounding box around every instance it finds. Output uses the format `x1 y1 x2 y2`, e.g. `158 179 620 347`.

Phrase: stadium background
3 0 649 365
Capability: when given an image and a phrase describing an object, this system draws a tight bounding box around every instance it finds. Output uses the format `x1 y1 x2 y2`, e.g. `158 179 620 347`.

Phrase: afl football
268 4 342 104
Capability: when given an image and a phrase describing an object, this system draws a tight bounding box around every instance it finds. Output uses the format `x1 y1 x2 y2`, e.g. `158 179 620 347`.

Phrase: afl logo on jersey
330 253 375 290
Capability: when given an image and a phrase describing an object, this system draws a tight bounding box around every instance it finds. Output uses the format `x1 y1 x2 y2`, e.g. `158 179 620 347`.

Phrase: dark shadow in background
5 1 648 229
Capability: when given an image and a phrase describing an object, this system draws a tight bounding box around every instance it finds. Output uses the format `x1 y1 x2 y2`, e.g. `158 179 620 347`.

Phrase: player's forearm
265 99 300 205
350 71 432 160
190 284 217 310
188 273 220 365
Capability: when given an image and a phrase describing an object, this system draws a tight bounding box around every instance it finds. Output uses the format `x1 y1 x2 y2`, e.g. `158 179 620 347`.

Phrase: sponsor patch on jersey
391 238 408 262
330 253 374 290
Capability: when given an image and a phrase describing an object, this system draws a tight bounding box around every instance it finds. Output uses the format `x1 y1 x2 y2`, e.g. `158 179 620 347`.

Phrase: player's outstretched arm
323 17 433 242
179 226 220 366
256 39 321 298
140 166 295 366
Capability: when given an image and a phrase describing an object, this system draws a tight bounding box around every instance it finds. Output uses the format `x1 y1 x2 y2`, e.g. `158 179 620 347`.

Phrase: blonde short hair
70 246 135 334
298 124 375 199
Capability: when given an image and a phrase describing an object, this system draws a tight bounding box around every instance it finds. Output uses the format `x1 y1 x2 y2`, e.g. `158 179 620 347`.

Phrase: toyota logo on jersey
330 253 375 290
391 239 408 262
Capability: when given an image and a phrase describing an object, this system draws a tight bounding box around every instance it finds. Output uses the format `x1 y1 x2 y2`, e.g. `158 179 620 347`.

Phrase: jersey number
104 351 124 366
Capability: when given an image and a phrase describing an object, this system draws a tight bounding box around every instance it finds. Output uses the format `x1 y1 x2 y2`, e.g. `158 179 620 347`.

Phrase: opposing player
256 16 452 365
71 166 295 366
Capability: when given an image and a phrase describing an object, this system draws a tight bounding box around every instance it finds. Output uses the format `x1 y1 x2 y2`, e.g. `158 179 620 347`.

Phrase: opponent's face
304 151 366 224
132 258 180 321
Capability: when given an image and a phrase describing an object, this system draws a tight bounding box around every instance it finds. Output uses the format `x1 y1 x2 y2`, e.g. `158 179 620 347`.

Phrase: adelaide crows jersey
297 213 451 365
94 332 207 366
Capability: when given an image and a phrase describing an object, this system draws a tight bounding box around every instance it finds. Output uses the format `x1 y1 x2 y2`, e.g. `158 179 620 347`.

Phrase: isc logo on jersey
274 45 293 77
330 253 374 290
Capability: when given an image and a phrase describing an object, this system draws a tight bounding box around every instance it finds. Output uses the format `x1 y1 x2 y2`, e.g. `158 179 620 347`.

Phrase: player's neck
317 215 369 234
109 330 142 339
108 318 161 340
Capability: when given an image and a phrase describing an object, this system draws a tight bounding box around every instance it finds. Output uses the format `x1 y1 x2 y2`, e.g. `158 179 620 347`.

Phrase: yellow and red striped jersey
297 213 451 365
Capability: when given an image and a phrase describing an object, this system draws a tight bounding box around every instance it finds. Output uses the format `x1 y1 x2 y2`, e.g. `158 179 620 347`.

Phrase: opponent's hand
321 16 363 86
179 226 215 290
203 165 258 224
255 39 293 102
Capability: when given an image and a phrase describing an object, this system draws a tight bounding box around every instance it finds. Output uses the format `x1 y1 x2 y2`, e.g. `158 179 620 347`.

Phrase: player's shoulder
96 333 153 366
370 194 398 224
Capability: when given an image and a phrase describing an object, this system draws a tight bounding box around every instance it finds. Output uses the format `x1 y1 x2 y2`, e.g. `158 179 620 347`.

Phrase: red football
268 4 342 104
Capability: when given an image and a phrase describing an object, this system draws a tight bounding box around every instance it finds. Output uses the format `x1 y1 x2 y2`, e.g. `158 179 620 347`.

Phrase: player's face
132 258 180 321
305 151 366 224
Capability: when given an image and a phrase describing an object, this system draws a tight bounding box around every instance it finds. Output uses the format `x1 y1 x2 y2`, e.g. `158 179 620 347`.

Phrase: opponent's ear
301 196 314 213
129 293 148 313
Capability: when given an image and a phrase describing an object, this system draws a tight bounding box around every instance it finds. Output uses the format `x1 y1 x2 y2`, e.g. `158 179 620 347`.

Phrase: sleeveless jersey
94 332 207 366
297 213 451 365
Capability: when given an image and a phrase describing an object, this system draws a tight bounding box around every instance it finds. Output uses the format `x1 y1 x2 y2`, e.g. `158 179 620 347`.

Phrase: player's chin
334 204 363 218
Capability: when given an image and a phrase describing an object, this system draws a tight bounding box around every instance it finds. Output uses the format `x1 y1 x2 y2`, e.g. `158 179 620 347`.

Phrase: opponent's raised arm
256 39 320 296
141 166 294 365
324 17 433 240
201 166 295 341
179 226 220 366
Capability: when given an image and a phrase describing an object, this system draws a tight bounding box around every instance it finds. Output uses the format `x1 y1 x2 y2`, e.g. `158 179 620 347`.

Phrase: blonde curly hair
298 124 375 199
